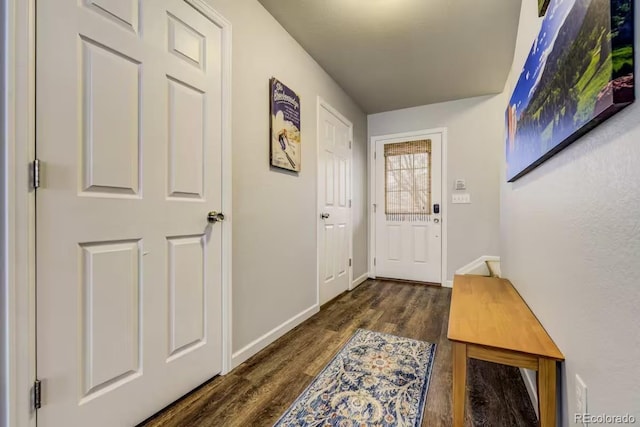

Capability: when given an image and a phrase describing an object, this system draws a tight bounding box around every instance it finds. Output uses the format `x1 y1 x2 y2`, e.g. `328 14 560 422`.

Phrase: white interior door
318 103 352 305
36 1 225 425
374 134 442 283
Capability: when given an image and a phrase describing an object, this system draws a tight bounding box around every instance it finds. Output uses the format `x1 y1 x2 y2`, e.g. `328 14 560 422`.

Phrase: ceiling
258 0 522 113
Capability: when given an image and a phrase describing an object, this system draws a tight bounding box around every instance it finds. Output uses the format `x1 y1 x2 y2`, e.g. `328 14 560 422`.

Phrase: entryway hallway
142 280 537 427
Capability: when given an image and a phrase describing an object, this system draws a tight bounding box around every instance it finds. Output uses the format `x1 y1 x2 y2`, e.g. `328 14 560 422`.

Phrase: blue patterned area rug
273 329 436 427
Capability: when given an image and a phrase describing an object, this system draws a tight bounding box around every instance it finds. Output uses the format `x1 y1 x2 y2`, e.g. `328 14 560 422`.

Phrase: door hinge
373 204 377 213
349 140 352 149
373 257 377 266
33 379 42 410
349 258 352 267
31 159 41 189
374 151 377 160
349 199 352 208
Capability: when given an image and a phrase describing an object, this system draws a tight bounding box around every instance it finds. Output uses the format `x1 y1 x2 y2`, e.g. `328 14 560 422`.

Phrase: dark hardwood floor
141 279 537 427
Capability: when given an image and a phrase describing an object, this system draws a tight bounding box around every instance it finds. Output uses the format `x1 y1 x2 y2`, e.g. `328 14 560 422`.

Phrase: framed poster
270 78 301 172
506 0 634 181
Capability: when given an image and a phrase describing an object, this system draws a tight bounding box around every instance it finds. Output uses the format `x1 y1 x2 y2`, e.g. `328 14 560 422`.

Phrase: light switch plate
455 179 467 190
452 193 471 204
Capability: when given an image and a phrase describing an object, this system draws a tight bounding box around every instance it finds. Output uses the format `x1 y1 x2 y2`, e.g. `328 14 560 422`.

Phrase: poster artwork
270 78 301 172
506 0 634 181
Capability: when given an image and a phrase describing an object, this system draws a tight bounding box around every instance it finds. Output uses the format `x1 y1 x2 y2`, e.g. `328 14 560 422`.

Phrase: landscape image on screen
506 0 634 181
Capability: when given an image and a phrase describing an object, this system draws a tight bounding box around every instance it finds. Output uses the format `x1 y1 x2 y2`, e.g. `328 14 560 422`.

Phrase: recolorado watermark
575 413 637 424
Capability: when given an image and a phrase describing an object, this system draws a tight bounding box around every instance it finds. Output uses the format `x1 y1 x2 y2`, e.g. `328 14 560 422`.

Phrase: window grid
384 140 432 221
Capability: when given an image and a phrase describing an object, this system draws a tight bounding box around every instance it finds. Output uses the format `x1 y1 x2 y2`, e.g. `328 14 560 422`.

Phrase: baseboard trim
231 304 319 369
444 280 453 288
455 255 501 276
351 273 369 289
520 368 539 418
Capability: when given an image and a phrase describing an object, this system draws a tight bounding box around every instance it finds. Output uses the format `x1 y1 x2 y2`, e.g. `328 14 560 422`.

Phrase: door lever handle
320 213 330 219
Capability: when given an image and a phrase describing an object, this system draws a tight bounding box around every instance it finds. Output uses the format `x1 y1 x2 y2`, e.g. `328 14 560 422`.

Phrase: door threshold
374 277 441 287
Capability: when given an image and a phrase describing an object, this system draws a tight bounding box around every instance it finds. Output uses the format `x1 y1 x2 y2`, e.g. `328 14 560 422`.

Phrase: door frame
186 0 234 376
2 2 233 426
368 128 448 284
316 97 354 307
3 0 37 425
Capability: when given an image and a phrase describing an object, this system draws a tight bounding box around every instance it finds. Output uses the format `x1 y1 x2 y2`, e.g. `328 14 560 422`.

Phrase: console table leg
538 358 557 427
453 342 467 427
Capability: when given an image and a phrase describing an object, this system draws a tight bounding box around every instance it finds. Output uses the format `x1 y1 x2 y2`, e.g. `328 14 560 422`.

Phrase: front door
318 103 352 305
374 133 442 283
36 1 226 425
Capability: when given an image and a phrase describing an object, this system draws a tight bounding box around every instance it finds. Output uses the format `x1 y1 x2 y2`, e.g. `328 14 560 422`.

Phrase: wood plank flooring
140 279 537 427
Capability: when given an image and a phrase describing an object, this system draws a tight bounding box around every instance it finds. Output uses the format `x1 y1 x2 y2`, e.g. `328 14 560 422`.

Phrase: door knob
320 213 330 219
207 211 225 224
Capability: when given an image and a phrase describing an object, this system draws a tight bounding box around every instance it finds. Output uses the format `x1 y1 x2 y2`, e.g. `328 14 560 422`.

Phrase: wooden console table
447 275 564 427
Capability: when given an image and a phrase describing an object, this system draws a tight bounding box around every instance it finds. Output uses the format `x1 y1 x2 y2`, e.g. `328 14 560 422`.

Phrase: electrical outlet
576 374 588 425
452 193 471 204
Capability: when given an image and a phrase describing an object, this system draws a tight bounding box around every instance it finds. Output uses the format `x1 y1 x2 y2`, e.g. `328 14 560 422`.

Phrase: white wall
501 0 640 425
368 95 503 281
203 0 368 361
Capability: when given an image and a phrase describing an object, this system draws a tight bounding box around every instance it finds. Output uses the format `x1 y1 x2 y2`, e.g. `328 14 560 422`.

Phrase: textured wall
368 95 503 281
204 0 368 354
501 0 640 424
